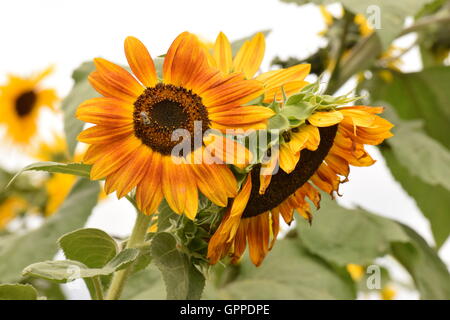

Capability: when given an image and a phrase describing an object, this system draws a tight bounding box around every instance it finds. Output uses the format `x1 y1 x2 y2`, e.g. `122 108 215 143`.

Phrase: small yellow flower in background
380 285 396 300
44 173 76 216
0 67 58 145
353 13 373 37
0 197 26 229
347 263 365 281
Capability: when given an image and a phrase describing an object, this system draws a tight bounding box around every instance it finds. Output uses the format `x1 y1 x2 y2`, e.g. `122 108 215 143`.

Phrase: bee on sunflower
76 32 277 220
0 67 58 145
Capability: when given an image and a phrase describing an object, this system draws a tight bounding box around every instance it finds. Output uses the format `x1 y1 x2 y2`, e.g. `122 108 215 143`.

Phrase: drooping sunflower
0 67 58 145
208 32 311 105
208 105 394 266
76 32 275 219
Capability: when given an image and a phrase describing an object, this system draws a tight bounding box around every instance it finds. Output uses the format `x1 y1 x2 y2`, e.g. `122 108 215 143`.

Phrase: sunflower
0 67 58 145
208 32 311 105
208 105 394 266
76 32 275 219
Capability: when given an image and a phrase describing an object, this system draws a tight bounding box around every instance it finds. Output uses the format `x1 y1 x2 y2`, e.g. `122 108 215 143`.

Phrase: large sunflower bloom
76 32 274 219
208 105 393 266
209 32 311 105
0 67 58 145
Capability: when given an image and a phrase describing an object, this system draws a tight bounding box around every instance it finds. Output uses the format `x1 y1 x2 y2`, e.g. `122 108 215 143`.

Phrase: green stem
92 276 104 300
105 210 151 300
325 11 352 95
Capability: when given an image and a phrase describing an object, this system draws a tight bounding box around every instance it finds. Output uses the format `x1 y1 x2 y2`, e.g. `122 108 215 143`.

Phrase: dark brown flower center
133 83 210 155
242 125 338 218
15 90 37 117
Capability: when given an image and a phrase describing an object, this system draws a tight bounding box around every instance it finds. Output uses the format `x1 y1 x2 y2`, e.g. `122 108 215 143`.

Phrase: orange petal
93 58 144 100
202 76 264 112
256 64 311 85
124 36 158 87
308 110 344 127
77 124 134 144
104 145 152 198
203 133 252 168
190 162 237 206
232 32 265 79
247 214 270 266
163 32 210 91
89 135 142 180
136 151 164 215
161 156 198 219
89 72 136 103
209 105 274 125
76 97 133 126
279 143 299 173
213 32 232 74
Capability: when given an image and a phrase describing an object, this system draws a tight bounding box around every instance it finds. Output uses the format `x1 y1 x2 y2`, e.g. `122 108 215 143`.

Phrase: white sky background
0 0 448 300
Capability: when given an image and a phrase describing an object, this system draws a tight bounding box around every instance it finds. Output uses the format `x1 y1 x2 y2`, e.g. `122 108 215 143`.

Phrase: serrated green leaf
0 284 38 300
150 232 205 300
297 195 409 266
366 67 450 150
121 265 166 300
281 101 316 121
268 113 290 131
0 179 99 283
62 61 100 157
207 239 356 300
382 147 450 248
58 228 118 268
391 224 450 299
7 162 92 189
23 249 139 283
388 121 450 191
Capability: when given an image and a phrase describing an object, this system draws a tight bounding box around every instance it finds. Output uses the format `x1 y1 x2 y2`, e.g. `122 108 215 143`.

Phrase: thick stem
105 210 151 300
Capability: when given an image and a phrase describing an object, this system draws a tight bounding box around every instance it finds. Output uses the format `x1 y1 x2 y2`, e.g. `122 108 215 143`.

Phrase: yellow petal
232 32 265 79
213 32 232 74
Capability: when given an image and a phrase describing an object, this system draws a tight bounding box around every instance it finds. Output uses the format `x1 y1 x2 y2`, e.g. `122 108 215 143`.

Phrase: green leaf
7 162 92 189
62 61 100 157
387 121 450 191
230 30 271 56
297 195 409 266
23 249 139 283
121 265 166 300
208 239 356 299
58 228 118 268
0 179 99 283
157 200 179 232
281 101 316 121
150 232 205 300
391 224 450 299
58 228 119 299
0 284 38 300
366 67 450 150
268 113 290 131
282 0 431 49
382 147 450 248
